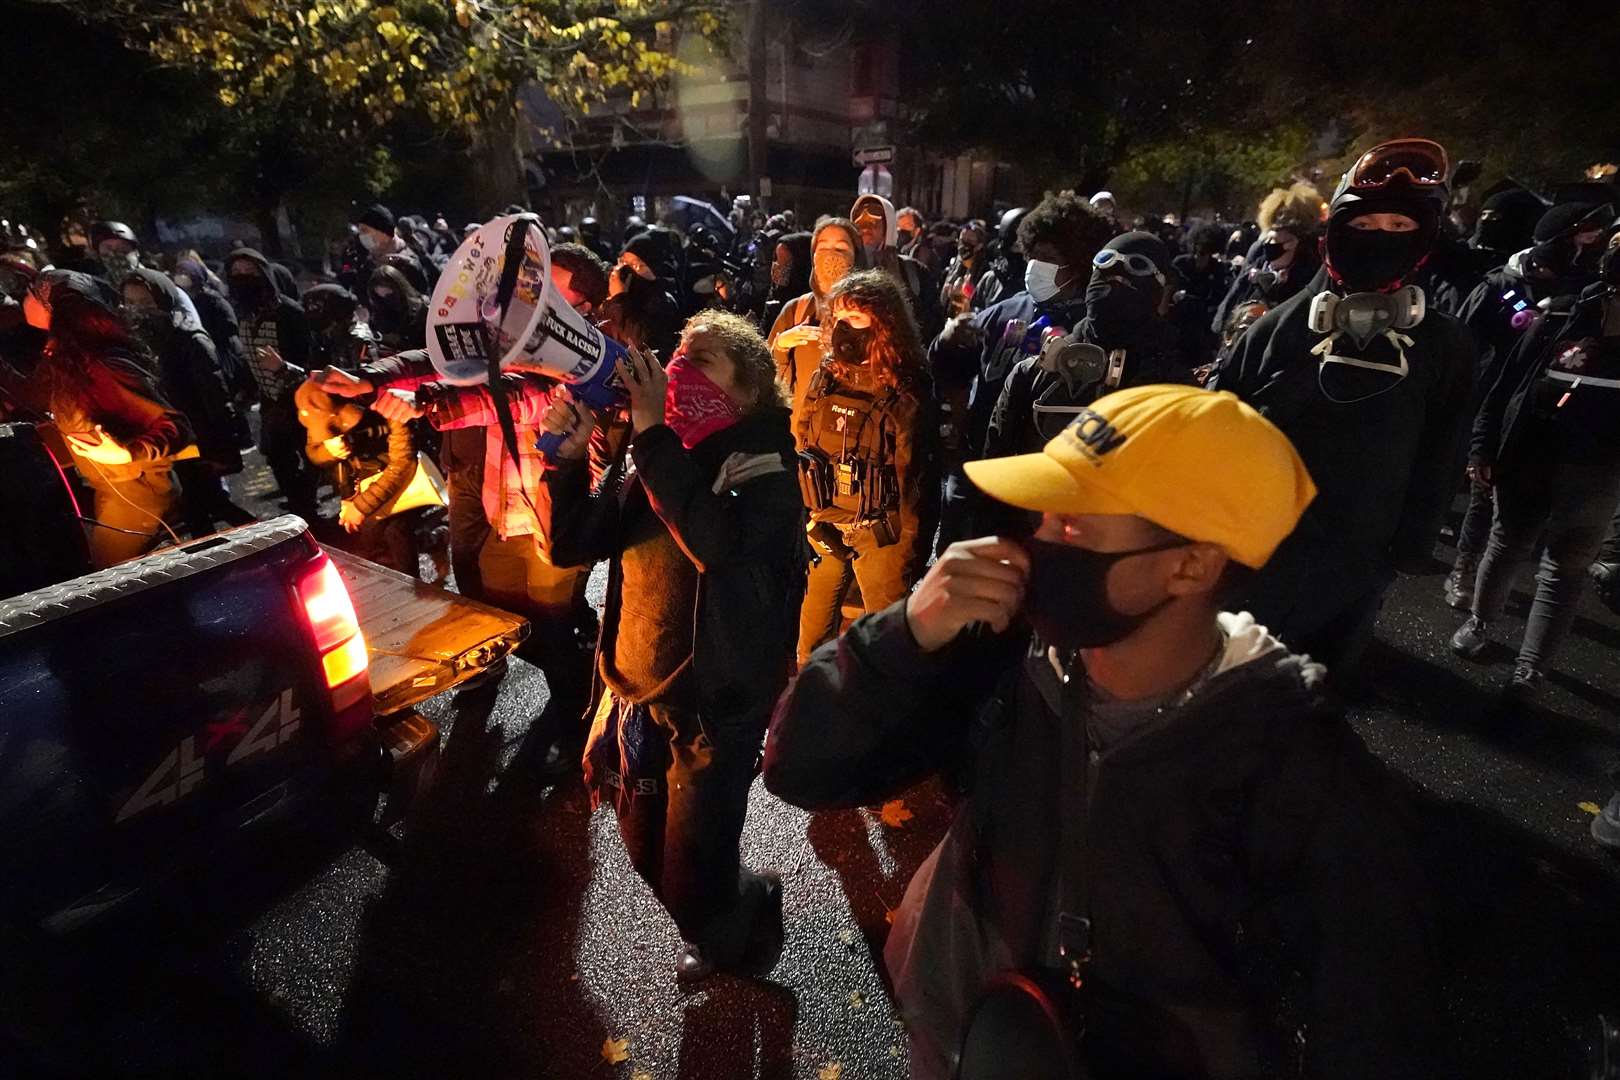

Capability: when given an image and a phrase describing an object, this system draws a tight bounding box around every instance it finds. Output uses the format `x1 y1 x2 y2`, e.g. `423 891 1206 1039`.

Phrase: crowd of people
4 135 1620 1079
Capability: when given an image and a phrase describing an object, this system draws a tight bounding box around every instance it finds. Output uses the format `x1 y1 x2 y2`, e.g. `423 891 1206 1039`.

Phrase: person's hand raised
539 386 599 460
904 537 1031 652
617 345 667 433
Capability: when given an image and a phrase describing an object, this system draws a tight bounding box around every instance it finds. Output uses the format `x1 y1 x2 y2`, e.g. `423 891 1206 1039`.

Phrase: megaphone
426 213 626 457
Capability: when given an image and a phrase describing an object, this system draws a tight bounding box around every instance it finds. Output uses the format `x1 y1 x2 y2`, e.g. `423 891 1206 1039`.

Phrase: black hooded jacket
1209 270 1473 635
1472 282 1620 471
984 313 1193 459
1211 243 1322 336
126 267 241 468
225 248 310 395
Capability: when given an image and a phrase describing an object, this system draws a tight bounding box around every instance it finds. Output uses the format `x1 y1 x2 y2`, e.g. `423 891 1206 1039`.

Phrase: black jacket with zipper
764 604 1433 1080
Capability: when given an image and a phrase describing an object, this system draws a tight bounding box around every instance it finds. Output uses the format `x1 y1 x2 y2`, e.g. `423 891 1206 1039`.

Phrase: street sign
858 164 894 199
853 145 895 167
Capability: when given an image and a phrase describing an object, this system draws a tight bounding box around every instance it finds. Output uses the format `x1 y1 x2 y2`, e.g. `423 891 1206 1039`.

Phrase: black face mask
128 308 170 343
229 275 271 309
1329 228 1427 292
1261 241 1288 264
897 229 916 248
1023 537 1187 650
1085 275 1156 344
830 321 874 365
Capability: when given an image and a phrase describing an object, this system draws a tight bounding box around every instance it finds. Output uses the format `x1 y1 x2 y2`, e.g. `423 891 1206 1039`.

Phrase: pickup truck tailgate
323 546 529 716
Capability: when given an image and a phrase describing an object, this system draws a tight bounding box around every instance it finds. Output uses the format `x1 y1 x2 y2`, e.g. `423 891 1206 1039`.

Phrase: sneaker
1443 556 1477 610
1450 617 1491 659
1592 793 1620 851
1503 664 1545 703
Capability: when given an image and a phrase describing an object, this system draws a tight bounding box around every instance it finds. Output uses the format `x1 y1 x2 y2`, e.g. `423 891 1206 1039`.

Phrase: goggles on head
1347 138 1450 190
1092 248 1165 285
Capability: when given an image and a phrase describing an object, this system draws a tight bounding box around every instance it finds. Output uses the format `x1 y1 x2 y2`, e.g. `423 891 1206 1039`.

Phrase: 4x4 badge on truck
115 689 302 824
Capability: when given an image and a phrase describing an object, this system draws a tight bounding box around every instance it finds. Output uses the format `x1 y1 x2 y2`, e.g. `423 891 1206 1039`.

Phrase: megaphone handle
536 429 567 458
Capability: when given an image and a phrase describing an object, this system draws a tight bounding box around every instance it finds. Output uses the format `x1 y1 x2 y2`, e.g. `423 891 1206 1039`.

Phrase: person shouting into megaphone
532 312 804 986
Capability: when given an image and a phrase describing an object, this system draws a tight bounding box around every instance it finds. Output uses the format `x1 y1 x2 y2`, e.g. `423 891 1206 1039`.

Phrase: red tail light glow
297 556 369 690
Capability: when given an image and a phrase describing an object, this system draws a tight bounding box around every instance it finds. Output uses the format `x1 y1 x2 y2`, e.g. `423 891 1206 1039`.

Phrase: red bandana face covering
664 350 742 449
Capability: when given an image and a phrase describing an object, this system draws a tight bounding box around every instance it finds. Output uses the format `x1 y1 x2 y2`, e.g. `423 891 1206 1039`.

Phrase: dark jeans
1456 477 1494 561
174 459 255 536
1600 501 1620 564
797 523 917 664
1472 459 1620 670
445 460 491 602
598 697 774 960
258 398 317 518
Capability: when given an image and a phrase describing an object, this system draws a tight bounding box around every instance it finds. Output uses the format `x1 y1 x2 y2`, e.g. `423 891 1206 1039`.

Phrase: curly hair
1257 182 1325 236
827 269 925 391
1017 193 1115 268
679 309 784 411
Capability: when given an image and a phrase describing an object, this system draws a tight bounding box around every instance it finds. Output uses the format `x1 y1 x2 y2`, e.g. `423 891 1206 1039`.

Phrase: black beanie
622 230 677 281
1533 202 1608 243
358 203 396 235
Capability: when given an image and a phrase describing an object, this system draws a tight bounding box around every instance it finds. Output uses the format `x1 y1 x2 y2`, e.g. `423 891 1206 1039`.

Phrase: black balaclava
226 250 278 313
1324 188 1443 294
1472 188 1546 255
1085 231 1170 347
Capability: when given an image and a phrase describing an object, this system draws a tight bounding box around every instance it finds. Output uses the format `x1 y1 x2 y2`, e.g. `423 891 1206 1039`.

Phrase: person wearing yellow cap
765 384 1431 1080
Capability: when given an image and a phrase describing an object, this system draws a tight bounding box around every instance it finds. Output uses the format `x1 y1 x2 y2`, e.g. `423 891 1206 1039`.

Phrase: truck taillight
297 556 369 691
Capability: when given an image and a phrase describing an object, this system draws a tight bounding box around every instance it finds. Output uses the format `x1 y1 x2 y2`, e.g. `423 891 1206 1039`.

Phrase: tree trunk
252 201 284 259
469 105 525 217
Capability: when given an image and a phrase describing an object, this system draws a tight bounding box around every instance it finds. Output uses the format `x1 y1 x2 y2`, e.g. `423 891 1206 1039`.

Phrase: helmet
1324 139 1451 290
998 207 1031 249
89 220 139 251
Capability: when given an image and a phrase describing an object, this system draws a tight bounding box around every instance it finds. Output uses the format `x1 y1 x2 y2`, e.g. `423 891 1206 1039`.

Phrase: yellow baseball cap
963 384 1316 568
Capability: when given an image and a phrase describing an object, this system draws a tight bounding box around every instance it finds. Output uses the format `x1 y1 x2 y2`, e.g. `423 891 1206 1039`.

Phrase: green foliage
1110 126 1316 217
70 0 724 139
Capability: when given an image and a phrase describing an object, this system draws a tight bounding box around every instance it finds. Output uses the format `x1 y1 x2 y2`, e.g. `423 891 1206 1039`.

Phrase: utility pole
746 0 769 201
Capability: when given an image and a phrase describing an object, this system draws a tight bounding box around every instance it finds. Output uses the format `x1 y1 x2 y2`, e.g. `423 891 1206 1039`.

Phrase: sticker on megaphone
426 214 627 455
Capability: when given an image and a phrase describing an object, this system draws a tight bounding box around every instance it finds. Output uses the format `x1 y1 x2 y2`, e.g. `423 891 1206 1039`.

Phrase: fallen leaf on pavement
602 1037 631 1065
849 990 866 1010
879 799 914 828
837 928 856 947
817 1064 844 1080
1580 801 1603 815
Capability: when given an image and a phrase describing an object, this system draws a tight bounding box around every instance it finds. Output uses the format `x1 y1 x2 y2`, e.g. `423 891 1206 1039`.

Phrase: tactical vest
794 363 904 531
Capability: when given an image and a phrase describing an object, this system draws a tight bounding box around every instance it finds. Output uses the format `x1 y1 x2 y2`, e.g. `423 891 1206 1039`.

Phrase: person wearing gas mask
1211 183 1323 339
364 258 429 354
1170 222 1233 370
761 230 813 332
1444 200 1616 607
18 272 193 567
225 247 319 520
929 193 1115 550
530 312 802 986
303 283 378 372
88 221 145 288
765 384 1431 1080
983 231 1194 465
121 267 254 536
939 222 989 319
1449 224 1620 701
602 229 683 359
1210 138 1474 681
768 217 862 419
794 269 937 663
851 193 942 339
973 206 1031 312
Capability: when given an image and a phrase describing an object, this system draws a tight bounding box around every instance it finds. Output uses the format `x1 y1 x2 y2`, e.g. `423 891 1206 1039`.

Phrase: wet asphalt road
10 454 1620 1080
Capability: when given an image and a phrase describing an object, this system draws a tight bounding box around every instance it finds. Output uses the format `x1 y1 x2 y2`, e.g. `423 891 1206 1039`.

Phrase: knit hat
357 203 396 235
1533 202 1611 244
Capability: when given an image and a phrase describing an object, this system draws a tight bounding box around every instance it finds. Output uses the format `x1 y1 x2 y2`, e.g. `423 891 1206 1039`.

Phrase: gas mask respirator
1307 285 1426 388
